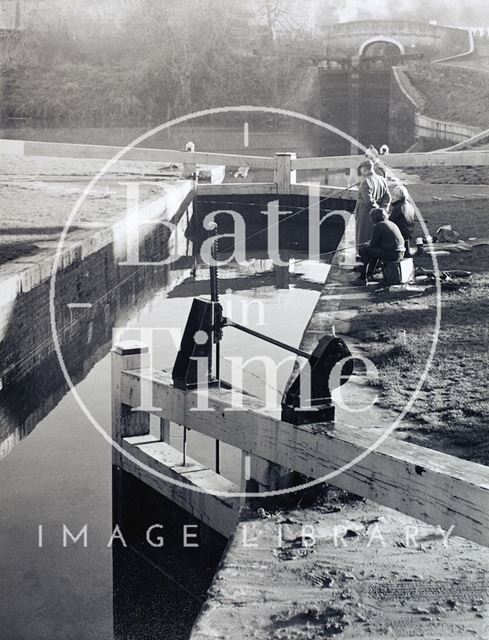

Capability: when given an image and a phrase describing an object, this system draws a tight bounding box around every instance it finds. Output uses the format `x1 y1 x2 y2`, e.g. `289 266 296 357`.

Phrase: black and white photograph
0 1 488 638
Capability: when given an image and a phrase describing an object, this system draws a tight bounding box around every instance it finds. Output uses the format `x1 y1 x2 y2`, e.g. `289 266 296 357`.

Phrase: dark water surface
0 120 336 639
0 258 326 640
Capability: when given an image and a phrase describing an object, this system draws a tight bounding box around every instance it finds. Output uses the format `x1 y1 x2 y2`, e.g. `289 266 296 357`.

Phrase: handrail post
111 341 151 468
183 156 197 180
274 152 297 194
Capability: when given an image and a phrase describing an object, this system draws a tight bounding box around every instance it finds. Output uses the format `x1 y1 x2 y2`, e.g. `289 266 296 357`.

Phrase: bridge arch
359 36 406 57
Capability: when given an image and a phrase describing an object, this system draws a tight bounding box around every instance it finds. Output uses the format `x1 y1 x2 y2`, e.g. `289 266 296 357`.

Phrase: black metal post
183 427 187 467
215 439 220 475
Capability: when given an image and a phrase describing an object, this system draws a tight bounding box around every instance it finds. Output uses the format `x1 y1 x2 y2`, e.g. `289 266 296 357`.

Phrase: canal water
0 119 340 639
0 258 329 640
0 117 327 166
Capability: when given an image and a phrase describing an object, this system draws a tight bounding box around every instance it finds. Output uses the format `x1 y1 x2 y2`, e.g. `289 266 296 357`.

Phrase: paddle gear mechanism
172 224 353 424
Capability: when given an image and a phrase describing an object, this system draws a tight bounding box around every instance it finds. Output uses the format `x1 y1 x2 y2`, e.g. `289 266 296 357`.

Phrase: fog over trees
1 0 330 123
1 0 488 125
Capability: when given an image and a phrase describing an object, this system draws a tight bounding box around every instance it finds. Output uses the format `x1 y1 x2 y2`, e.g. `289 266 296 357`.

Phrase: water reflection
0 118 353 638
0 261 192 464
0 259 327 639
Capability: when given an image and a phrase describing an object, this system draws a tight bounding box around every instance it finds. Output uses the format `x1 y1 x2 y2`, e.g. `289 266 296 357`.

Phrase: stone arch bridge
323 19 469 60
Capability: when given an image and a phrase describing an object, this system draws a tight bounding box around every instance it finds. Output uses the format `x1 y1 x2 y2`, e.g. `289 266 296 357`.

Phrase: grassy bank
406 165 489 185
0 2 314 126
349 242 489 464
406 62 489 129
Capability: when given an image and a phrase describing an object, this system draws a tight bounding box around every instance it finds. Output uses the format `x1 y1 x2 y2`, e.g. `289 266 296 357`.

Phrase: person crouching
389 184 415 256
359 208 405 284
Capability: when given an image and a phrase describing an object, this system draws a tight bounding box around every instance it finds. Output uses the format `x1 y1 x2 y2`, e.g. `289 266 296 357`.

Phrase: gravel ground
192 493 489 640
0 154 184 267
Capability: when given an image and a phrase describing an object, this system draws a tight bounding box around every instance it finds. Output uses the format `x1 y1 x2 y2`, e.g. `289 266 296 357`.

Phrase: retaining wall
0 181 194 460
415 113 480 143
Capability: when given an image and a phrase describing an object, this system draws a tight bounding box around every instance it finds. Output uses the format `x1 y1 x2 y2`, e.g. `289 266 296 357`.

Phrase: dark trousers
359 246 404 278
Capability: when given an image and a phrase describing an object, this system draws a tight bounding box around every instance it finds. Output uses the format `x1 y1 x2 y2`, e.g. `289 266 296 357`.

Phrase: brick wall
0 185 194 458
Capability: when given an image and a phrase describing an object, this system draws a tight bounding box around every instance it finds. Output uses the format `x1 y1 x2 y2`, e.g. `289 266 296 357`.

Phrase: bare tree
251 0 309 43
124 0 253 113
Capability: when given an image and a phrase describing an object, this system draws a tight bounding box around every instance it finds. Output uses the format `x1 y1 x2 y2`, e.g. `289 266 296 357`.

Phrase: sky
328 0 489 28
5 0 489 31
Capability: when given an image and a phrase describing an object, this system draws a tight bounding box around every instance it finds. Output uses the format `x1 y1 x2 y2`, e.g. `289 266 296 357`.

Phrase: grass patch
406 62 489 129
348 249 489 464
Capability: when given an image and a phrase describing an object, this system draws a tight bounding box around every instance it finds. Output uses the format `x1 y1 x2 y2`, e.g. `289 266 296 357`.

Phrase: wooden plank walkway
292 149 489 170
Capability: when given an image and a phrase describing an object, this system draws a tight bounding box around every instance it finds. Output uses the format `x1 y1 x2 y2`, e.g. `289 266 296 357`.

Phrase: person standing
354 159 391 251
389 184 416 255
